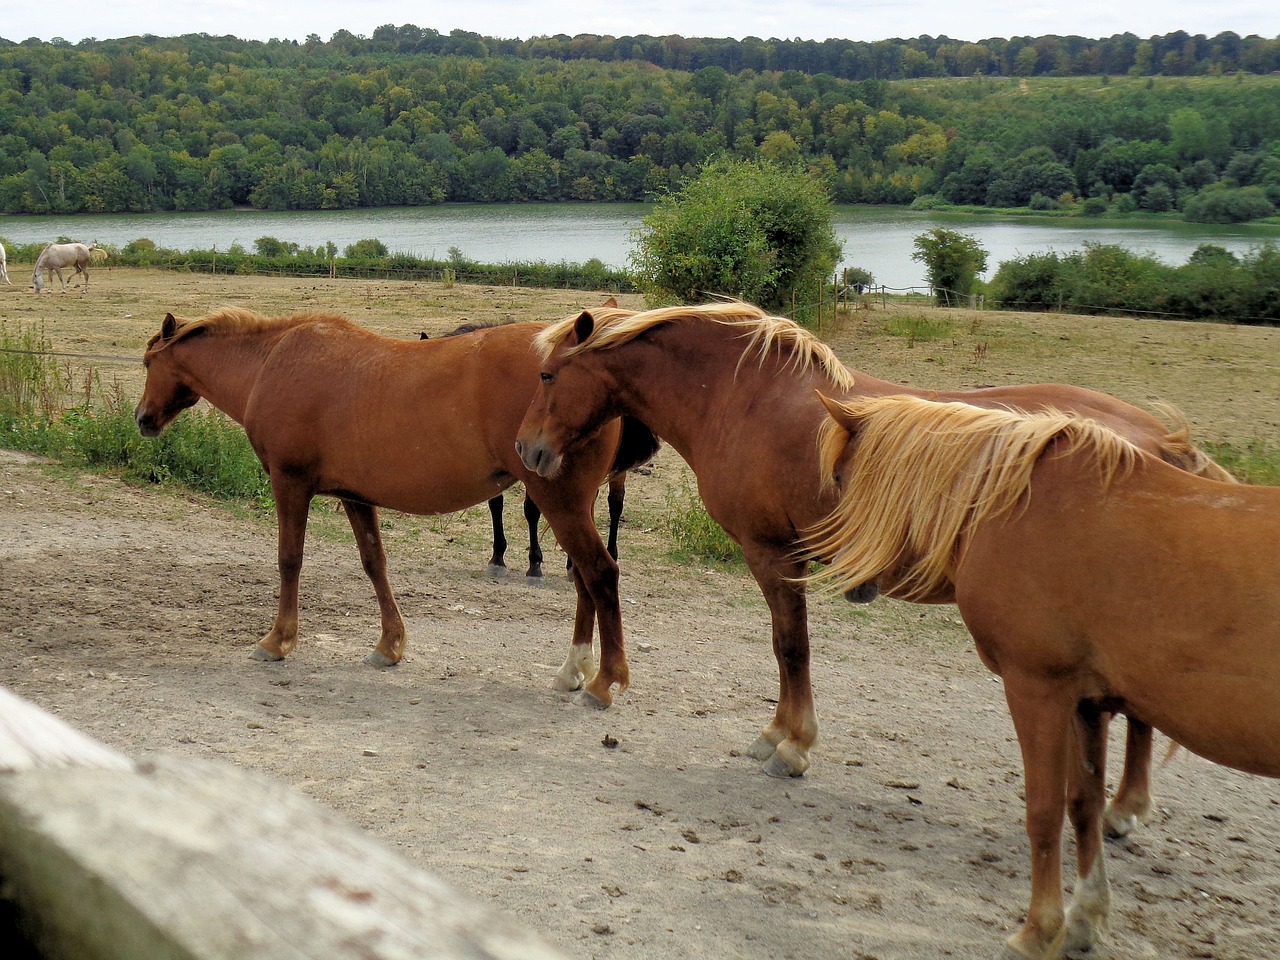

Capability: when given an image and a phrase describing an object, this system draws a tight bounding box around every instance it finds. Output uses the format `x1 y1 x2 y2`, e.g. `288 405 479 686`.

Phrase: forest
1 28 1279 219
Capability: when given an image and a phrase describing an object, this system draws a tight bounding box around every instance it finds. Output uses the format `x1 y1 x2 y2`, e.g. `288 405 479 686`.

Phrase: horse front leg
1063 704 1113 955
1001 673 1074 960
605 474 625 561
536 491 627 706
741 548 816 778
485 494 508 576
1104 716 1155 838
341 499 407 667
252 480 311 661
522 494 544 578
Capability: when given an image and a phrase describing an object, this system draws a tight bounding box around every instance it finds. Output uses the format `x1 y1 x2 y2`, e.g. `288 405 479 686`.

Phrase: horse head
135 313 201 437
516 309 619 478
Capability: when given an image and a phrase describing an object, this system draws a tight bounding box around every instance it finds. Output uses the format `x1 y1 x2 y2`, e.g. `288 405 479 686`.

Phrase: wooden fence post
0 686 568 960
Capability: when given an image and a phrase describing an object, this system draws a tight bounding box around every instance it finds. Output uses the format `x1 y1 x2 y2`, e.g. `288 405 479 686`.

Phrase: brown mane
144 308 350 356
534 301 856 391
805 395 1140 602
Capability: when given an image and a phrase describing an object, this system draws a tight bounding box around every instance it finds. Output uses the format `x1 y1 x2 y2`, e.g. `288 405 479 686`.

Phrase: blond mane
145 307 348 356
534 301 856 390
805 395 1140 601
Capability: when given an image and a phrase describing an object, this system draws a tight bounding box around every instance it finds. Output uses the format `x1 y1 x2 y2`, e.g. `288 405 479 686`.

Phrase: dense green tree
630 157 841 317
1183 185 1277 223
0 33 1278 216
911 229 989 305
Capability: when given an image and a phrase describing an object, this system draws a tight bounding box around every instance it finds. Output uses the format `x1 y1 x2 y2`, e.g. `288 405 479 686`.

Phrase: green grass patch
1202 439 1280 486
662 470 743 566
1 322 271 505
881 314 956 343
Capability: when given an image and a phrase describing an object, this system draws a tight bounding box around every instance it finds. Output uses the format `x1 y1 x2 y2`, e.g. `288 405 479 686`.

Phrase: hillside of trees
1 28 1279 219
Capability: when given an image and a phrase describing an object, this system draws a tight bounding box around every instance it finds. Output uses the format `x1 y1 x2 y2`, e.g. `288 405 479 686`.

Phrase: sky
1 0 1275 46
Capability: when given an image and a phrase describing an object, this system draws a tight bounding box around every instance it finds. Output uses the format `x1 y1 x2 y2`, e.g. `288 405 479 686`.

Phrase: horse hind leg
1063 704 1113 955
1104 716 1155 838
605 473 625 561
341 499 407 667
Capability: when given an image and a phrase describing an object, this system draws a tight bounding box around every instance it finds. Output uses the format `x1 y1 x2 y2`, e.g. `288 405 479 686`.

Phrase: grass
880 313 956 344
1 322 272 506
6 270 1280 565
661 469 743 566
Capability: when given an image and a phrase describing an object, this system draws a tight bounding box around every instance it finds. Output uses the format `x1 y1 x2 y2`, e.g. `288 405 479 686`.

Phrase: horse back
955 452 1280 776
244 319 614 514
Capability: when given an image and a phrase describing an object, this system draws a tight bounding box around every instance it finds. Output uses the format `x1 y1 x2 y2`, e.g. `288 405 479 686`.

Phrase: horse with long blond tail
806 393 1280 960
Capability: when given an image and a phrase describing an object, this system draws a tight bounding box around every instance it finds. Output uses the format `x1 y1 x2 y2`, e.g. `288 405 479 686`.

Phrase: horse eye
540 371 554 384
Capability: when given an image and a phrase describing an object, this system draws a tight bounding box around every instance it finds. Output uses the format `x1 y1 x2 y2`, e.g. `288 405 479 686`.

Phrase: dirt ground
3 268 1280 959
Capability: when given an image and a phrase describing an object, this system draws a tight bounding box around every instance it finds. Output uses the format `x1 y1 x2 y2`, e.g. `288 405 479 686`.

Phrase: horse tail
1150 403 1237 484
611 416 660 476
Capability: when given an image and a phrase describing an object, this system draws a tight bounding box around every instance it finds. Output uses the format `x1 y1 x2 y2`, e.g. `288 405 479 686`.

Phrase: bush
911 228 988 305
1183 185 1277 223
344 238 389 259
631 157 842 319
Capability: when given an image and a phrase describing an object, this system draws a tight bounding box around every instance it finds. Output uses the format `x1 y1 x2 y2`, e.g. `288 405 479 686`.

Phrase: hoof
762 751 804 778
526 565 544 579
552 671 584 692
485 563 507 578
1103 811 1138 839
574 689 610 711
744 735 780 762
364 651 399 668
249 646 284 662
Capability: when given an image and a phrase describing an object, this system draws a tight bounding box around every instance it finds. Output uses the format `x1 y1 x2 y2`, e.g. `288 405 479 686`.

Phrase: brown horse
136 308 655 675
514 302 1229 815
806 393 1280 960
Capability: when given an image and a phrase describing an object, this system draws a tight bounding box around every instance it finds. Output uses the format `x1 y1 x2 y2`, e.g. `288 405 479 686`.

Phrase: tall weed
662 471 742 565
0 323 270 505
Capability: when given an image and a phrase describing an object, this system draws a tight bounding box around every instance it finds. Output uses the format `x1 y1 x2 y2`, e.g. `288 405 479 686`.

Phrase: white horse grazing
32 242 105 293
0 241 9 284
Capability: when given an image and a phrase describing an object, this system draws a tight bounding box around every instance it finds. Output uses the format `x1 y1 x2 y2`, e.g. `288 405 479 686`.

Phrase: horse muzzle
135 406 163 438
842 582 880 604
515 437 562 478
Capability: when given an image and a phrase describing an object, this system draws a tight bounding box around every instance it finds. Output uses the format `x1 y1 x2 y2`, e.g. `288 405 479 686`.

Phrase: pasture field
2 267 1280 959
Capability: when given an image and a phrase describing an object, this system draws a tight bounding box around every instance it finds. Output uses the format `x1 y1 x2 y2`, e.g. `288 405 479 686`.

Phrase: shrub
1183 185 1277 223
911 228 988 306
631 157 841 319
344 238 389 259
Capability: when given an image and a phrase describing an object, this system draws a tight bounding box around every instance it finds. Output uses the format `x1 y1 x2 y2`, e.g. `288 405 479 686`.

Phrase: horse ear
161 313 179 340
572 310 595 345
601 295 618 308
817 392 860 432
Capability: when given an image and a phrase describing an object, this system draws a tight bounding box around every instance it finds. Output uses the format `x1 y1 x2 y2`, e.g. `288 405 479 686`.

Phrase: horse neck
171 330 281 424
603 323 844 465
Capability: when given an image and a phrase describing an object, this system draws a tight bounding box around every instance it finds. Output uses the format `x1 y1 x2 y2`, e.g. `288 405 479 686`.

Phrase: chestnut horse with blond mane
515 302 1230 825
136 308 655 669
805 393 1280 960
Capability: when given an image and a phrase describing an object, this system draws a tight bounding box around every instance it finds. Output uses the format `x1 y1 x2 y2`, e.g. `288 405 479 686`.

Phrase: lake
3 203 1278 289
